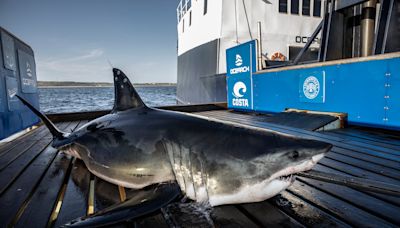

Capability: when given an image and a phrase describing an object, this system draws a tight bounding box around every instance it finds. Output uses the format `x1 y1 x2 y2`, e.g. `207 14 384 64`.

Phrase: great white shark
17 68 332 227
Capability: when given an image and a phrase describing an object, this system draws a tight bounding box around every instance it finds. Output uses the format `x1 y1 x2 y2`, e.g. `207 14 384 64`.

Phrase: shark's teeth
278 174 294 182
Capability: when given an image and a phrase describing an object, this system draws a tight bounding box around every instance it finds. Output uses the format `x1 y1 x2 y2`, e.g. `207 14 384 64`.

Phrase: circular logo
303 76 320 99
233 81 246 98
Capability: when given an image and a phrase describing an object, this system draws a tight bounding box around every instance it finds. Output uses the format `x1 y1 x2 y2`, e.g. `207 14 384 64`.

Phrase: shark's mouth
269 153 325 184
207 153 326 206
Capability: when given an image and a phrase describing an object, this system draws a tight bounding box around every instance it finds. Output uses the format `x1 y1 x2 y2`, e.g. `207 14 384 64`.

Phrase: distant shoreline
38 81 176 88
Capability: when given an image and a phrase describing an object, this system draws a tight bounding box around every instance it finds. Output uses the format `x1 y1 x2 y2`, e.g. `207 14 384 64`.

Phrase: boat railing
176 0 192 22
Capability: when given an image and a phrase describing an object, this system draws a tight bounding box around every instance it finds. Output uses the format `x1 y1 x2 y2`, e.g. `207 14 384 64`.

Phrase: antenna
107 58 114 69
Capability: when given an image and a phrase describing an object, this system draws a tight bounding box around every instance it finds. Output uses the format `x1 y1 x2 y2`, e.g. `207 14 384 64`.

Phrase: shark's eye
87 123 99 132
291 150 299 159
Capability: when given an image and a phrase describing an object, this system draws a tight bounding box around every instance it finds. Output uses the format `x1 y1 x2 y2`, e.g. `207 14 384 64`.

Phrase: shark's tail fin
16 94 66 139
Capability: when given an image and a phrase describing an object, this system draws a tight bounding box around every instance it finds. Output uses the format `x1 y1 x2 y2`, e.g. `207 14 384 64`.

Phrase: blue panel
226 40 257 77
248 56 400 130
18 50 37 93
226 40 257 111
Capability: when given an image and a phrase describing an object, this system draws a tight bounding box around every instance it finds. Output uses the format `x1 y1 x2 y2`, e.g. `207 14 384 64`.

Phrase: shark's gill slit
188 147 197 200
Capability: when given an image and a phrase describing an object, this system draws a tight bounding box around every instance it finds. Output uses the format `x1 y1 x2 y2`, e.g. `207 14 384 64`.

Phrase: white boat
176 0 325 104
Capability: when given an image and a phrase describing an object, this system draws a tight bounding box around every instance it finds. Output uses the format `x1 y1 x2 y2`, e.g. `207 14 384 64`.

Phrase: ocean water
39 86 177 113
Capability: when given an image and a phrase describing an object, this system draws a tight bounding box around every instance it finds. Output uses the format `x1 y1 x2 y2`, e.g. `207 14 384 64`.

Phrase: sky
0 0 181 83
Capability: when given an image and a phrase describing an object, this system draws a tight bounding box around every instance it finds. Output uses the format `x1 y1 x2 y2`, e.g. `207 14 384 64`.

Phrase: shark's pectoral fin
63 182 181 227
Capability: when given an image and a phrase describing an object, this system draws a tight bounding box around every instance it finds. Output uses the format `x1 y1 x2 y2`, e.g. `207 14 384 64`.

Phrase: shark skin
17 68 332 227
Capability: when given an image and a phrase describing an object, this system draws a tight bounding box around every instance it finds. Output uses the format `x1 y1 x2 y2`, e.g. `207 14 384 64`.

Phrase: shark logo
235 54 243 67
233 81 246 98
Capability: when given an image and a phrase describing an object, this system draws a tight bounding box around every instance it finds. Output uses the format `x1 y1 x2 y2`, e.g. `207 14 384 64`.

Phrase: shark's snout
299 138 332 157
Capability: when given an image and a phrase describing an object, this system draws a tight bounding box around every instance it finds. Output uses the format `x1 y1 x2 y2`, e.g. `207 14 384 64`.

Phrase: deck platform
0 109 399 227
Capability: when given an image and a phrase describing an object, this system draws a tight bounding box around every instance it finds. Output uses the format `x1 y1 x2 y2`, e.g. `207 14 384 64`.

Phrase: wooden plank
318 157 400 185
338 139 400 157
239 201 303 227
326 151 400 180
324 130 400 150
0 121 79 226
295 177 400 225
14 153 72 228
350 126 400 141
0 125 46 156
313 164 400 207
0 122 73 194
45 103 226 123
0 137 45 170
212 205 259 228
228 111 400 157
0 146 59 226
0 122 69 170
328 128 400 145
53 159 90 227
92 177 129 227
198 111 400 162
270 191 350 227
49 120 91 226
48 110 109 123
94 177 120 211
287 181 395 227
0 140 51 195
13 121 82 227
332 147 400 171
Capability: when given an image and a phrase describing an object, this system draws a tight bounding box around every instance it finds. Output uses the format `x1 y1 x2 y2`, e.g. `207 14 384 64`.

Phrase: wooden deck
0 109 399 227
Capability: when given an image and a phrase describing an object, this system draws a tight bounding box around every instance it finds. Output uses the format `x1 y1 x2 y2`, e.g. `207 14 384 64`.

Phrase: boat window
291 0 299 14
204 0 208 15
1 31 16 71
302 0 310 16
313 0 321 17
279 0 288 13
189 11 192 26
182 19 185 33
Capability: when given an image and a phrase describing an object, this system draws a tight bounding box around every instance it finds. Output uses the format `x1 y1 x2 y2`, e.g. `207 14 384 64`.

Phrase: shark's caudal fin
16 95 66 139
64 182 181 227
112 68 147 113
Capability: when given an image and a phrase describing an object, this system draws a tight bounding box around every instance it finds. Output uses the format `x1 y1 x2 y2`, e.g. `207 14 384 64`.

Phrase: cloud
37 48 112 82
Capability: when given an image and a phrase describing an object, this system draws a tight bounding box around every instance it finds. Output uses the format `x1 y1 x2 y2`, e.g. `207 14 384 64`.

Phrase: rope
234 0 239 44
242 0 253 40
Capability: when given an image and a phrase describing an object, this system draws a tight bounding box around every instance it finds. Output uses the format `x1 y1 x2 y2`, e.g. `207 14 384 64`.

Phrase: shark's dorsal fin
112 68 146 112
